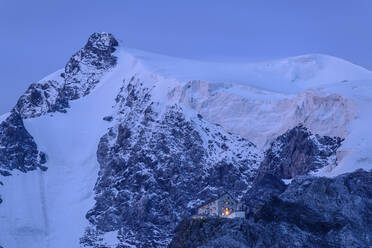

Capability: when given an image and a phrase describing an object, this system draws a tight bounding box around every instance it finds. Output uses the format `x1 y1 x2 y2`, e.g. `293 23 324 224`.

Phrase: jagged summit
14 32 120 119
84 32 119 53
63 32 119 100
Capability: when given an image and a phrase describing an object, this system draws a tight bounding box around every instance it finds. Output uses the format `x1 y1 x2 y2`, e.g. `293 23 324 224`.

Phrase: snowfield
126 49 372 93
1 38 372 247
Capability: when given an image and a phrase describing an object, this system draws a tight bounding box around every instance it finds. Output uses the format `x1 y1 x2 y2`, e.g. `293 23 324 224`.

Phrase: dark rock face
242 173 287 215
14 79 68 119
259 125 343 179
63 32 119 100
0 111 46 173
170 218 248 248
80 77 262 247
169 169 372 248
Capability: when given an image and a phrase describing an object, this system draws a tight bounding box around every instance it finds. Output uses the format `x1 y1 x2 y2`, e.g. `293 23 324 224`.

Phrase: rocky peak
13 32 120 119
84 32 119 54
63 32 119 100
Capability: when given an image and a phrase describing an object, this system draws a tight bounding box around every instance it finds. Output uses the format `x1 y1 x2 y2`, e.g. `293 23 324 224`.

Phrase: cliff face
169 169 372 248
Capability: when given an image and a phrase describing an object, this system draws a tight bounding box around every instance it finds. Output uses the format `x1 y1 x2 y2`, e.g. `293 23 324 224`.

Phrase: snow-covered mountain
0 32 371 247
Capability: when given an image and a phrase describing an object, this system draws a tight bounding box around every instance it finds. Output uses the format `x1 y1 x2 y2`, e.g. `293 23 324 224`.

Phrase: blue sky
1 0 371 113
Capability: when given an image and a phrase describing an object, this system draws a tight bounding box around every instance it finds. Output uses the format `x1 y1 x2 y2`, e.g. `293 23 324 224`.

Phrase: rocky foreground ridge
170 169 372 248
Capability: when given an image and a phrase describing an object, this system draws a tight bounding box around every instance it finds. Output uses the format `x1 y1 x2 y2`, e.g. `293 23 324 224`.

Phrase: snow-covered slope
0 32 372 247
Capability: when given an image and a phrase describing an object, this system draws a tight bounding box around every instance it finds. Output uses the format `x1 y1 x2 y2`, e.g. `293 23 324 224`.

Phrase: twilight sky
1 0 371 113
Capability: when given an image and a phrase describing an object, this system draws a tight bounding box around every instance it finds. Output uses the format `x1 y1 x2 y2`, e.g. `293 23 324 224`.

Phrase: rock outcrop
241 125 344 213
258 125 343 179
14 78 68 119
0 111 46 174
